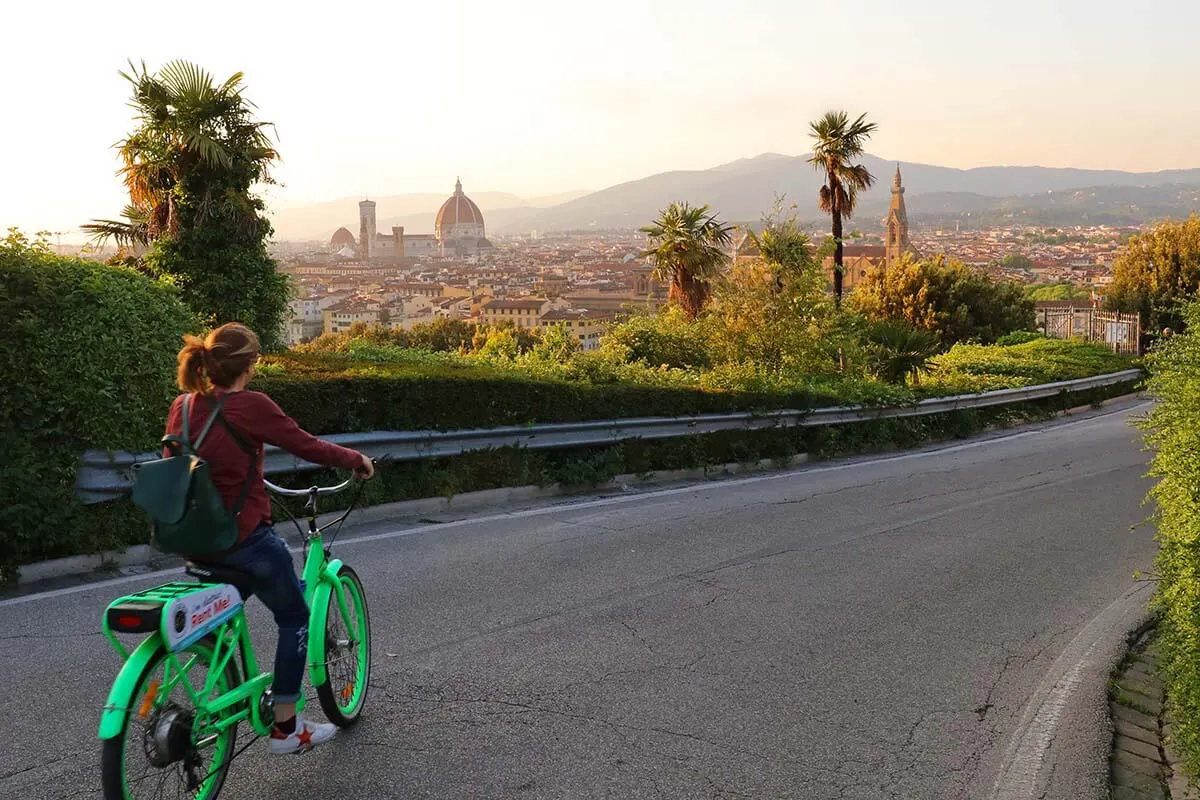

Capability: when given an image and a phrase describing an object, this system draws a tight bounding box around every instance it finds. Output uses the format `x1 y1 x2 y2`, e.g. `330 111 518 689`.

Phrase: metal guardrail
74 369 1143 504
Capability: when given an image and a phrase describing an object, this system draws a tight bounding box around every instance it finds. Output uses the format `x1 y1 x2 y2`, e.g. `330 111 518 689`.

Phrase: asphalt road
0 401 1159 799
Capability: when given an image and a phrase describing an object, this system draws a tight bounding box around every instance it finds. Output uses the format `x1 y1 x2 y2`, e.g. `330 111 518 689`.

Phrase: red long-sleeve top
163 390 362 544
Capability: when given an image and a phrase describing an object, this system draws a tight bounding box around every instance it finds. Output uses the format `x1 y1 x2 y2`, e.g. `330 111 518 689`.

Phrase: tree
851 255 1035 346
807 110 878 308
84 60 290 347
471 320 539 354
1105 216 1200 333
1000 253 1033 271
408 317 476 352
710 202 841 372
640 202 733 320
526 323 581 364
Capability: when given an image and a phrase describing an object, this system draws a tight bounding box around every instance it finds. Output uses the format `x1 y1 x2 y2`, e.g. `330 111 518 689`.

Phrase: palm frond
817 185 833 213
157 59 217 106
843 163 875 192
181 129 232 168
81 219 147 248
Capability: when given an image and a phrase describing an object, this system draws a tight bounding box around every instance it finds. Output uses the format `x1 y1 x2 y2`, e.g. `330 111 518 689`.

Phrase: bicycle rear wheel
101 635 240 800
315 564 371 726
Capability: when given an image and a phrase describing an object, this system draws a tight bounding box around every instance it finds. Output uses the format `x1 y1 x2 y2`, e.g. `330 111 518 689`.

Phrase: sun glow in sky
4 0 1199 238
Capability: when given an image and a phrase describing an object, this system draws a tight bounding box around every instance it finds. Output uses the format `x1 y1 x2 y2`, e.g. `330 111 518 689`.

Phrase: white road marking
0 401 1150 610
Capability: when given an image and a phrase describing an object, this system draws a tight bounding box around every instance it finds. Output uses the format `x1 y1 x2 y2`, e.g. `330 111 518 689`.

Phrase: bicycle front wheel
315 564 371 726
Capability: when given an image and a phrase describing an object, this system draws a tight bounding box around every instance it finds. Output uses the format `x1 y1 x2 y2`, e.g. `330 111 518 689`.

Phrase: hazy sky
5 0 1199 238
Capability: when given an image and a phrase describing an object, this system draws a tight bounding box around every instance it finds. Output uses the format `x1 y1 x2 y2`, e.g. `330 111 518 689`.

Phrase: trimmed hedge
0 234 198 580
250 353 839 433
1141 302 1200 779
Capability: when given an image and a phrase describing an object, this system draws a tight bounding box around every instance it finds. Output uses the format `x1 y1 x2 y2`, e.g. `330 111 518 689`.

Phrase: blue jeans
220 525 308 704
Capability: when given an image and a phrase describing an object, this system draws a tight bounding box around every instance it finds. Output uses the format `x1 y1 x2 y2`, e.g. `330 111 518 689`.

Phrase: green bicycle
97 476 371 800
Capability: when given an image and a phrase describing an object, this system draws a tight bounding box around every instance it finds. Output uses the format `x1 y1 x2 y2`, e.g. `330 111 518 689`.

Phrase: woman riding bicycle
166 322 374 755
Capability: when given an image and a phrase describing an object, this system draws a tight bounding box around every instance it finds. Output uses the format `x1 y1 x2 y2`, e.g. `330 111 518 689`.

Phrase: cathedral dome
435 178 485 242
330 226 356 249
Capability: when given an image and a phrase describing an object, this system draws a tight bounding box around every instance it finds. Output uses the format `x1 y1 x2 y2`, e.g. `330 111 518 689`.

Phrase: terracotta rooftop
841 245 887 258
483 298 549 310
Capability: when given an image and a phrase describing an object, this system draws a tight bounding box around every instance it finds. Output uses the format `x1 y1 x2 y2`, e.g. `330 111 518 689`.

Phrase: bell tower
885 165 909 267
358 200 377 261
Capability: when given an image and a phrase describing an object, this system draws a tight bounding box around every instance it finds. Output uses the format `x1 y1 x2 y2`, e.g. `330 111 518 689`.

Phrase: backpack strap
217 406 259 517
180 394 194 447
192 393 228 450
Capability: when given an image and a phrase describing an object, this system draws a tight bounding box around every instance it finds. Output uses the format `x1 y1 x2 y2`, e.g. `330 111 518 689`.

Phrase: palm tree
640 202 733 320
865 319 939 385
807 110 878 307
83 59 278 247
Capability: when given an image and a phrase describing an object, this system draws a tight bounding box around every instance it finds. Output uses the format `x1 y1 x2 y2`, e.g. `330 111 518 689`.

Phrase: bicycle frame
98 477 359 742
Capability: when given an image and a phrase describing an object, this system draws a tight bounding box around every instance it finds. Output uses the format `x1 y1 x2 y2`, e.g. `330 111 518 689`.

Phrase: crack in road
0 751 85 782
620 619 656 654
772 476 900 507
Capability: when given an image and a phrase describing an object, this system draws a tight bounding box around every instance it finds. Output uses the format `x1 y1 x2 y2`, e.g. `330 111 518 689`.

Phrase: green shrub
0 230 199 579
924 338 1134 392
1140 300 1200 778
603 309 714 369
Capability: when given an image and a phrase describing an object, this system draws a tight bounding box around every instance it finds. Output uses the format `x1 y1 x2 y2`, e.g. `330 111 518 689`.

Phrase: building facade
337 179 492 262
541 308 612 351
481 297 557 329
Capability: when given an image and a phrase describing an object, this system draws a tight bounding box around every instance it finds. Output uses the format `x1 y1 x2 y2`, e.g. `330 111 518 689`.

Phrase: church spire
885 164 909 267
455 176 463 195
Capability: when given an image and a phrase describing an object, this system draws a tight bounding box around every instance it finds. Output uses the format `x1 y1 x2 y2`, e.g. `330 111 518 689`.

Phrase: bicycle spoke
116 640 241 800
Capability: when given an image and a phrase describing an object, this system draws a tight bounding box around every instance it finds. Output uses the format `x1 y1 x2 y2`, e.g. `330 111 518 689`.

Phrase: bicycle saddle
185 561 254 598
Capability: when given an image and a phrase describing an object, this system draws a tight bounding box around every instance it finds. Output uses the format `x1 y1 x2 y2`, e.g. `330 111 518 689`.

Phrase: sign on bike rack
161 584 243 652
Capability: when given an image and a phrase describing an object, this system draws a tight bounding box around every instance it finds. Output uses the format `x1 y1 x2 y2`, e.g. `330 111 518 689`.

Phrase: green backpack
131 393 256 556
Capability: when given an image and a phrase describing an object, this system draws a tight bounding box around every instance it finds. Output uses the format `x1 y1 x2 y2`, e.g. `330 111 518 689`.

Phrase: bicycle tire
314 564 371 726
100 635 240 800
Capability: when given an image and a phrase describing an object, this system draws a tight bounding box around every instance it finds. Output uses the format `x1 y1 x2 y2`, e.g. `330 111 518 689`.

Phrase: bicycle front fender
98 634 164 740
306 558 344 687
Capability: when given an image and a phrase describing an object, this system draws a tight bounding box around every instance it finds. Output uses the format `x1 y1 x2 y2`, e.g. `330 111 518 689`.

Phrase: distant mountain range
268 154 1200 241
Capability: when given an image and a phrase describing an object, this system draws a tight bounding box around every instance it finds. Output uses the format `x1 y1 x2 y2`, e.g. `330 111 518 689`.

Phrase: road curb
990 581 1156 799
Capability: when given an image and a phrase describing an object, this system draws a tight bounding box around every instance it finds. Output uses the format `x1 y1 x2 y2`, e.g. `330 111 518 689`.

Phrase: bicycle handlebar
264 478 355 497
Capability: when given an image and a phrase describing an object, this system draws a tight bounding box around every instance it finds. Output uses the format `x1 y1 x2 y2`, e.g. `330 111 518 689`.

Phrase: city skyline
5 0 1200 239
